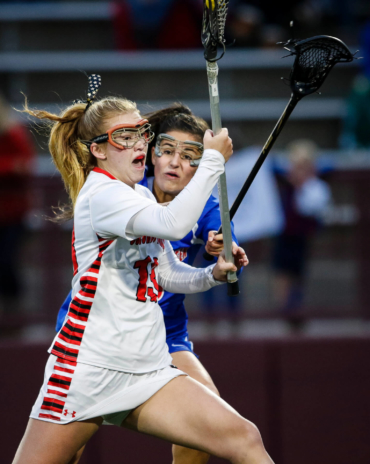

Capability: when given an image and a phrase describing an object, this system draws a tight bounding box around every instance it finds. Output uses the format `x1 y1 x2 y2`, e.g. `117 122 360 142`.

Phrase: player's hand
203 128 233 163
212 242 248 282
205 230 224 257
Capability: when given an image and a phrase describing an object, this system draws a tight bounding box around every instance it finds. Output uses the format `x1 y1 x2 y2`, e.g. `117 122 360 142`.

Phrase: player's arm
158 241 248 294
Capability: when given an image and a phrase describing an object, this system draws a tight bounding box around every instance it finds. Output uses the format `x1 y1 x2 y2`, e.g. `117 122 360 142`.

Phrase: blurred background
1 1 370 463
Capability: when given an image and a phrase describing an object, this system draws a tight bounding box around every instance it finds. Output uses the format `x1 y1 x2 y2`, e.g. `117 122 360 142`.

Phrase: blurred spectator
228 4 265 47
260 24 286 48
272 140 331 316
113 0 202 50
341 20 370 149
0 95 35 315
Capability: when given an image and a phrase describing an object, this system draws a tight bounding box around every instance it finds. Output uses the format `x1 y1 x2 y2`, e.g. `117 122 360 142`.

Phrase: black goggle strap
73 74 102 112
81 133 109 148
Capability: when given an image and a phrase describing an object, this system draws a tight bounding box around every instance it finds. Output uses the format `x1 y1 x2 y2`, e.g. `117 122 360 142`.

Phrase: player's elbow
166 226 190 241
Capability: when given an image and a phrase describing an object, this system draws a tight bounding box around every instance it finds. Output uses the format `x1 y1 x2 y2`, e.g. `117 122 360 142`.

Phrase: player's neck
152 179 176 204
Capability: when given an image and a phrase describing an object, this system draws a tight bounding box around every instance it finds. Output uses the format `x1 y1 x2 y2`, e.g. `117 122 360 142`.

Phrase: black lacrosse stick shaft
229 95 299 224
203 94 299 261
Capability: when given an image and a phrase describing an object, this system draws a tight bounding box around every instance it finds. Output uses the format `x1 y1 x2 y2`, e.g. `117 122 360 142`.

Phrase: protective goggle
84 119 155 150
154 134 203 167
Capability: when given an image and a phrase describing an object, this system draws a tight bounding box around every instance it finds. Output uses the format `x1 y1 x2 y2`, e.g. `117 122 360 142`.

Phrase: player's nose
169 151 181 167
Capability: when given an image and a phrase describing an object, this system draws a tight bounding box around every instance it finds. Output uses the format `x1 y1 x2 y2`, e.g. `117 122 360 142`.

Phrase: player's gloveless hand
212 242 248 282
205 230 224 257
203 128 233 163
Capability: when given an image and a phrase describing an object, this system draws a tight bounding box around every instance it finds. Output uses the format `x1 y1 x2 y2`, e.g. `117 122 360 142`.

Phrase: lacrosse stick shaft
228 94 299 222
207 61 239 296
203 94 299 261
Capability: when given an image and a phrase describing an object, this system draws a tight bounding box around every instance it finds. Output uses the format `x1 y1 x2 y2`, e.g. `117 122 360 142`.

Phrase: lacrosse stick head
283 35 355 99
201 0 230 62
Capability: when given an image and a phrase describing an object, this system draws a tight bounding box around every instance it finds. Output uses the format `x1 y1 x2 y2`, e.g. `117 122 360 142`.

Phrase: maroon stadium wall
2 338 370 464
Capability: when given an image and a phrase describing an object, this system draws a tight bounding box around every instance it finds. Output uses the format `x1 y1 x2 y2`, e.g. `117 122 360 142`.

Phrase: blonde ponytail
23 96 138 221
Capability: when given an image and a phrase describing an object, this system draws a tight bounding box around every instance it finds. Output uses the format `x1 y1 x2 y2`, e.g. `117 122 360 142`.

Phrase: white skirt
30 354 185 426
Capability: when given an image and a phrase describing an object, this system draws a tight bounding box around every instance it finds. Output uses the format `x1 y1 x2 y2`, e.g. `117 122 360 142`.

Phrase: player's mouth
132 154 146 168
165 171 180 179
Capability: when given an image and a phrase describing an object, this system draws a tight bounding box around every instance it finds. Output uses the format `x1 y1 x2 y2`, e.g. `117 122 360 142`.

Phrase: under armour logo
64 409 76 418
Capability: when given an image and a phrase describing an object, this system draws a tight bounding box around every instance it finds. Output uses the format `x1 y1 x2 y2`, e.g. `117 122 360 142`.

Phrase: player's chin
132 170 145 184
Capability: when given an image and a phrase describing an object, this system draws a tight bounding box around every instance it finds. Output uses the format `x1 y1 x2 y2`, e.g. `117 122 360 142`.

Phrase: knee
227 420 265 463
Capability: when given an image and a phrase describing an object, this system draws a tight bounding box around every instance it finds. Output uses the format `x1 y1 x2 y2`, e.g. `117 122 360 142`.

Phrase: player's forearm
127 149 224 240
158 247 223 294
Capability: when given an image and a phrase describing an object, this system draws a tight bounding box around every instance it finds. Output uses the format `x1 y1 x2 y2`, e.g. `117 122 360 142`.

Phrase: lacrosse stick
202 0 239 296
204 34 355 260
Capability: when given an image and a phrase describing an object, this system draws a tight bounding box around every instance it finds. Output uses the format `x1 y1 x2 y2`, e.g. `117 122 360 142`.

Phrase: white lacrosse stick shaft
206 60 238 291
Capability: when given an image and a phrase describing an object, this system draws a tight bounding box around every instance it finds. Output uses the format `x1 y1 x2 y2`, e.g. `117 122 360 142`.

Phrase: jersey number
134 256 163 303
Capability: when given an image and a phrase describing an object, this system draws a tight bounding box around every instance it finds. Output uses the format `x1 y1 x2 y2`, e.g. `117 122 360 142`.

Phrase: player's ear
151 146 156 166
90 143 107 160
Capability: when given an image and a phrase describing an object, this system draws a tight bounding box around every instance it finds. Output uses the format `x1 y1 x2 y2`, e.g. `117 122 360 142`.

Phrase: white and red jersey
49 167 172 373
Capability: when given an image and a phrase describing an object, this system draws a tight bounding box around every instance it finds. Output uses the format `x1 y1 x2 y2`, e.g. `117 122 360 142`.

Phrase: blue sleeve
56 290 72 332
196 195 239 245
196 195 242 276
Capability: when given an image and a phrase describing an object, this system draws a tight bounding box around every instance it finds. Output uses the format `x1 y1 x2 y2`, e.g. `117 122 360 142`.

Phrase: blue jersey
56 173 238 353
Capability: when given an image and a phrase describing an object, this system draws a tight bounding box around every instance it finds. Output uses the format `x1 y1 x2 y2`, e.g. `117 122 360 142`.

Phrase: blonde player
13 76 273 464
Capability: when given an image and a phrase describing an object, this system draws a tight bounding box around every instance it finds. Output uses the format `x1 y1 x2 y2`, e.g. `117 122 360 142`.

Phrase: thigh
13 417 102 464
123 375 248 459
171 350 219 395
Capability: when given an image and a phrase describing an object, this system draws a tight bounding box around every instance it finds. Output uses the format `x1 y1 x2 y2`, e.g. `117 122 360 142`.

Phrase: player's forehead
104 112 142 131
164 130 202 144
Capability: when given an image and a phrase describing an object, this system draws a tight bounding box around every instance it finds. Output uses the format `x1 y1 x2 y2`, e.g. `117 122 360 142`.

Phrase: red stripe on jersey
64 320 85 332
41 405 64 413
47 389 68 398
58 332 82 346
99 240 114 252
80 277 98 288
66 311 88 323
43 397 65 407
61 324 82 338
55 365 75 374
52 231 115 365
47 380 71 391
49 373 72 383
39 413 60 421
56 357 77 367
79 284 97 294
72 295 92 309
89 267 100 275
69 306 90 318
54 341 79 356
93 167 117 180
70 299 91 312
72 227 78 277
69 303 91 314
51 341 79 361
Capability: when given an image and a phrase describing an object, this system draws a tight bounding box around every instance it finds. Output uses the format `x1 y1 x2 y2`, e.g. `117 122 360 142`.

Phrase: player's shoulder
85 170 141 196
135 183 157 202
